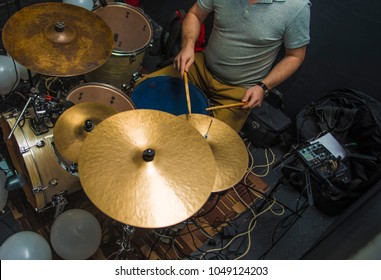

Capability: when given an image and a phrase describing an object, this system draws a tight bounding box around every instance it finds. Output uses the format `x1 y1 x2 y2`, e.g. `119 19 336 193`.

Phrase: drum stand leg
52 193 68 219
109 224 138 259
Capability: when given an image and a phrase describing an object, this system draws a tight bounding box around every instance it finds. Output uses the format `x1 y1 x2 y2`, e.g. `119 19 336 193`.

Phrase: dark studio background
1 0 380 117
1 0 381 260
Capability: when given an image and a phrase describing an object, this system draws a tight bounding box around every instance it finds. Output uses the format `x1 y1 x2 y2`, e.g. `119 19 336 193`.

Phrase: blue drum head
130 76 208 115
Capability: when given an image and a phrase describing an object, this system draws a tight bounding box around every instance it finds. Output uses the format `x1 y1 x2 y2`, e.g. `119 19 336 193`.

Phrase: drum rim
132 75 208 100
67 82 125 95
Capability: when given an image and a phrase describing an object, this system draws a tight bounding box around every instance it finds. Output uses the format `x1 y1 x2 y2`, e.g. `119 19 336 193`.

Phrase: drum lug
129 53 137 63
32 185 48 193
19 140 46 154
19 146 30 154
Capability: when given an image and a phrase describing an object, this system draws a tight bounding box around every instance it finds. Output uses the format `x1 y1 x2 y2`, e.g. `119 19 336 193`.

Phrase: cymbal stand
6 77 42 140
108 224 137 259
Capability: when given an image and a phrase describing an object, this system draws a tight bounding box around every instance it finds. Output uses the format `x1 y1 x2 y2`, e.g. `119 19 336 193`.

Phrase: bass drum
66 82 136 112
84 2 153 90
0 111 82 211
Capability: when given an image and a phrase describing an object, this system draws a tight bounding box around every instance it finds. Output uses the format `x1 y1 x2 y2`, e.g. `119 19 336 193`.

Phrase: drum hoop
67 82 125 95
133 75 209 101
51 141 79 176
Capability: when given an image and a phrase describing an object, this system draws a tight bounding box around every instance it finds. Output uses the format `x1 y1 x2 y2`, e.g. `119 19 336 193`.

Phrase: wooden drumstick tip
206 102 248 111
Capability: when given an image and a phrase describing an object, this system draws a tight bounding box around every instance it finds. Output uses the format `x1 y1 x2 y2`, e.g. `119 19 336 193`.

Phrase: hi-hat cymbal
78 109 216 228
180 114 248 192
2 2 114 76
53 102 118 164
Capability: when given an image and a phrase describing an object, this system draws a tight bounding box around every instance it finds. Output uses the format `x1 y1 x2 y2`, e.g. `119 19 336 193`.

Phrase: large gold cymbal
53 102 118 164
78 110 216 228
180 114 248 192
2 2 114 76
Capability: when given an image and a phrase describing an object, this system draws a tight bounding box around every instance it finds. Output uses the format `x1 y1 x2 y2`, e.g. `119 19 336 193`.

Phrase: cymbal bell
2 2 114 76
180 114 248 192
78 109 216 228
53 102 118 164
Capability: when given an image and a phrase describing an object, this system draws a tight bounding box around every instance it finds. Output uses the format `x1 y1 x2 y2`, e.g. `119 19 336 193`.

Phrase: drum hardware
114 224 136 258
78 109 216 228
52 141 79 176
19 140 46 155
180 114 249 193
32 191 68 218
52 192 68 219
6 78 44 141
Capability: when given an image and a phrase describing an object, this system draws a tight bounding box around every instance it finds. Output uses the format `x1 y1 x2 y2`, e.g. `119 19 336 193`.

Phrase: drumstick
206 102 248 111
183 72 192 115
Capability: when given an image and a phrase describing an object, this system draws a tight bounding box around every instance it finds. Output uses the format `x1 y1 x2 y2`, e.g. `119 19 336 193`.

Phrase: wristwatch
257 81 270 97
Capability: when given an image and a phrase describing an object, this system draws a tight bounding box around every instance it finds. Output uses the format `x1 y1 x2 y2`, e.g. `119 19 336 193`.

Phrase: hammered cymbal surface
2 2 114 76
180 114 248 192
53 102 118 163
78 109 216 228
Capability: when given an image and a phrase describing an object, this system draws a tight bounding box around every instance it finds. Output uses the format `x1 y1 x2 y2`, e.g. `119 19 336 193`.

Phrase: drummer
138 0 311 132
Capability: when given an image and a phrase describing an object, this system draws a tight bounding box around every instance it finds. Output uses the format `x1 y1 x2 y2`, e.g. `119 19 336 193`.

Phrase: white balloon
63 0 94 10
0 231 52 260
50 209 102 260
0 170 8 211
0 55 20 96
6 53 37 80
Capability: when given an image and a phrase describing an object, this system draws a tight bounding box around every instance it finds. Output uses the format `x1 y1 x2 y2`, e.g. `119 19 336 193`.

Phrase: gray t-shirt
198 0 311 88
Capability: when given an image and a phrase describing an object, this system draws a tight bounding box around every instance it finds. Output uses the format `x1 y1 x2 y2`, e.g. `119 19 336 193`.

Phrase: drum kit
0 1 249 245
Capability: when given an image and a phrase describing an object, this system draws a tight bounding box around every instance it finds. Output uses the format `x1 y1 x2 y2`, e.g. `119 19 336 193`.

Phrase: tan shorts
136 53 250 132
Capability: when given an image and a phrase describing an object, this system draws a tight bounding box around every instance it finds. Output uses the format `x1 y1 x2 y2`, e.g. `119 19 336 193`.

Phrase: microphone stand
6 77 42 141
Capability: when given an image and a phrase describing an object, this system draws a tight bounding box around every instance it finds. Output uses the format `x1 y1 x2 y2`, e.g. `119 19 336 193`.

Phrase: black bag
156 10 206 69
241 98 292 149
288 88 381 215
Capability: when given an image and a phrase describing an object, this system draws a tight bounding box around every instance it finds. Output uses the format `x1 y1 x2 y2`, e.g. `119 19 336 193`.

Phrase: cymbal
180 114 248 192
78 109 216 228
53 102 118 164
2 2 114 76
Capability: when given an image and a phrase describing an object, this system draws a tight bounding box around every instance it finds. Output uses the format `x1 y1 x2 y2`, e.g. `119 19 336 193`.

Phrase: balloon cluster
0 209 102 260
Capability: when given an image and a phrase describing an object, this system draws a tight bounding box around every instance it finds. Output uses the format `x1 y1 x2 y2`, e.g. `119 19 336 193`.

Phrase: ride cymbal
53 102 118 164
2 2 114 76
78 109 216 228
180 114 249 192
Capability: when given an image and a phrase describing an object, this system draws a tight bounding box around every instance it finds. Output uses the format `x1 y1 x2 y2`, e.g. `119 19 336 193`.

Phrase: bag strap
160 10 186 59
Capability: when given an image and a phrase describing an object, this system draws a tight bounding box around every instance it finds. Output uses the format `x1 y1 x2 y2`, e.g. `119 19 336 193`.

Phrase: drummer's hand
241 85 266 109
174 46 195 78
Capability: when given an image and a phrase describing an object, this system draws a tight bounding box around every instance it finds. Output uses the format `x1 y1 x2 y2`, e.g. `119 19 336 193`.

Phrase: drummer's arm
174 3 209 76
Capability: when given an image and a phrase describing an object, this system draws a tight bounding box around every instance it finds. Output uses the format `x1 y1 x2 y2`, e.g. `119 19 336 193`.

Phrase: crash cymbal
2 2 114 76
180 114 248 192
78 109 216 228
53 102 118 164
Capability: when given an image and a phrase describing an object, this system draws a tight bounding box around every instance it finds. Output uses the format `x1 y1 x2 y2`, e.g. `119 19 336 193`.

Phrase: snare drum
130 76 209 115
0 112 82 211
84 2 153 89
66 83 135 112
